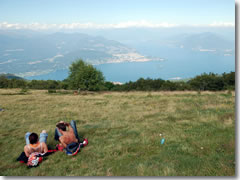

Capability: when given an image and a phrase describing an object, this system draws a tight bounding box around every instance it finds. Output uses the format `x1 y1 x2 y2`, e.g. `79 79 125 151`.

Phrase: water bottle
161 138 165 144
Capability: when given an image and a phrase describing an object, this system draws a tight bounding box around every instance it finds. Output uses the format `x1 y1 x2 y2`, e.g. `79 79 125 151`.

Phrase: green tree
60 79 69 90
222 71 235 90
104 81 115 91
67 59 105 91
0 76 9 88
46 80 60 89
188 73 224 91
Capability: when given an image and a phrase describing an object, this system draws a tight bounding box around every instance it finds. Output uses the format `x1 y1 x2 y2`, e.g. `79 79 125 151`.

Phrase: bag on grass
27 152 43 167
65 142 81 156
65 138 88 156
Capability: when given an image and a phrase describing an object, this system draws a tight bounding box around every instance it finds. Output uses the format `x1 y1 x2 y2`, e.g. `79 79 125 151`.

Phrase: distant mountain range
127 32 235 57
0 29 235 82
0 73 24 80
165 32 234 53
0 30 161 78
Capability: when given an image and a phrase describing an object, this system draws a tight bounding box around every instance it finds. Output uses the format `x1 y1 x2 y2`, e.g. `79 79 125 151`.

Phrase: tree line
110 72 234 91
0 59 235 91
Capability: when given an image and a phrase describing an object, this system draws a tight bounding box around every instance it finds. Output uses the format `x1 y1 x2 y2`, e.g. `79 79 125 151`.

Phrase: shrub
48 89 57 93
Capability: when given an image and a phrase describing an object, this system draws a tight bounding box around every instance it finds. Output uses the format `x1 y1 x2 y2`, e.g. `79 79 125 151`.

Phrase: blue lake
26 49 235 83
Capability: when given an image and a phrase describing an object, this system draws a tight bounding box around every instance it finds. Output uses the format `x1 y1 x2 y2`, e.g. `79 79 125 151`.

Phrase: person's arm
42 143 48 153
59 136 67 148
57 128 64 135
24 145 30 157
68 125 74 133
56 121 65 126
64 122 70 127
63 122 74 133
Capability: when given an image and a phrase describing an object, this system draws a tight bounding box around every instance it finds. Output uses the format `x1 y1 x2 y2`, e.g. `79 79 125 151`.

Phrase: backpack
27 152 43 167
65 142 81 156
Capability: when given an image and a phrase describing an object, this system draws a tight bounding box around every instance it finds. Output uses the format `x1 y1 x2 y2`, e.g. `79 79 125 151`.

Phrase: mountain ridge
0 29 235 82
0 30 159 77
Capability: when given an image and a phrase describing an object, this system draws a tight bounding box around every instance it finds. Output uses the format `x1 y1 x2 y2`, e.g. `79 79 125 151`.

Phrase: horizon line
0 21 235 30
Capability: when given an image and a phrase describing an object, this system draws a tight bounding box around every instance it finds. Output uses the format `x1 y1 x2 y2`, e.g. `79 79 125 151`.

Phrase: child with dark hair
24 130 48 157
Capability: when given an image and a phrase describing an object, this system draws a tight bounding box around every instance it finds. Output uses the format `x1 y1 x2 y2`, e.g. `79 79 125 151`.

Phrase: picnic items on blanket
17 149 57 168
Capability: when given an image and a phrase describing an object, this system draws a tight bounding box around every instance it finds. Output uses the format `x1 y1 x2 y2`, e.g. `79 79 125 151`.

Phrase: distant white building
112 81 123 85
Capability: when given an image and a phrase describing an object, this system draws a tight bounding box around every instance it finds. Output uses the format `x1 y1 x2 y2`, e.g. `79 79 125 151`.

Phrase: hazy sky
0 0 235 29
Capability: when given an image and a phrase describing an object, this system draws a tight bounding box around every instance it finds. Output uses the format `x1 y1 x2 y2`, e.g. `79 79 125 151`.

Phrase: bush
48 89 57 93
19 88 29 94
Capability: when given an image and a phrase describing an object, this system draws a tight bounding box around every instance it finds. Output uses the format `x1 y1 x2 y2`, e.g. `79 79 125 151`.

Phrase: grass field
0 89 235 176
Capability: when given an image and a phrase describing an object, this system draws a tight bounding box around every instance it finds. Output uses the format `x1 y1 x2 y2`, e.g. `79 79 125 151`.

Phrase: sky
0 0 235 29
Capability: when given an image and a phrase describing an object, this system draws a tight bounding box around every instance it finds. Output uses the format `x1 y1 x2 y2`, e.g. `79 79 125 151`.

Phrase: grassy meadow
0 89 235 176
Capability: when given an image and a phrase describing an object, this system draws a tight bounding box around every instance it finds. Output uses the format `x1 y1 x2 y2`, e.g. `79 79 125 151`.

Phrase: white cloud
108 20 178 28
209 22 235 27
0 21 235 30
199 49 216 52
